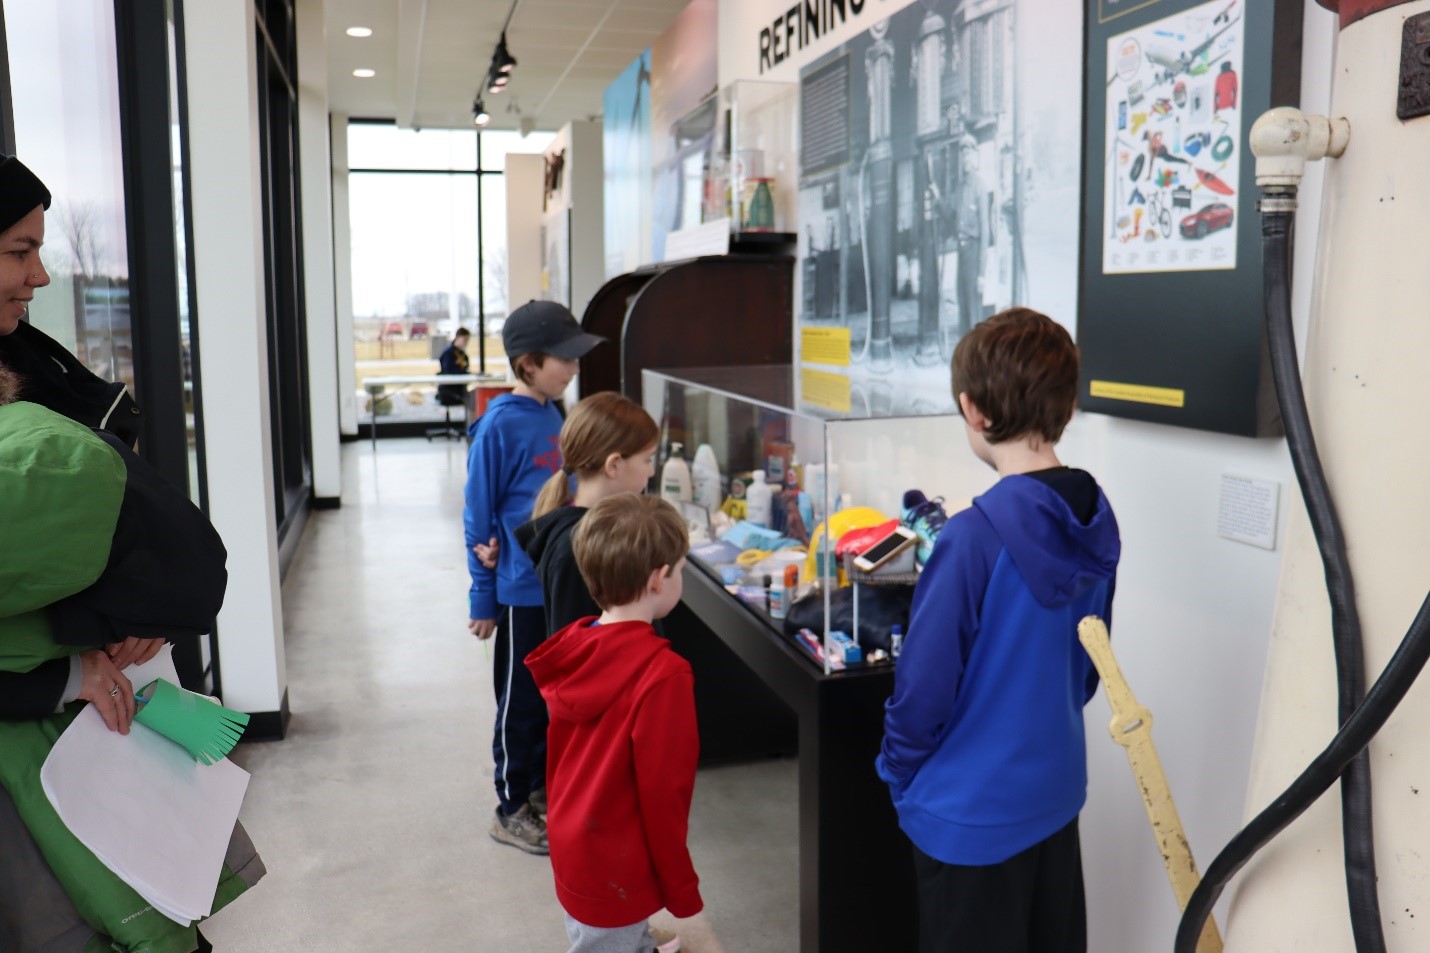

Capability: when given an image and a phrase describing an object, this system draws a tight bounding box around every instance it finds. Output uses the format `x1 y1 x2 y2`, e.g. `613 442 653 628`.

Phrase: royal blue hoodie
464 393 564 619
877 469 1120 865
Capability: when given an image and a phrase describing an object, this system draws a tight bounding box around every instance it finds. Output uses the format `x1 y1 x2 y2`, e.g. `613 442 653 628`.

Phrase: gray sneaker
529 787 548 817
490 803 548 855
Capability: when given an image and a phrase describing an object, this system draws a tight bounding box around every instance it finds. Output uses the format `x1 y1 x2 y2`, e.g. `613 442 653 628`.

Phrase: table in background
362 374 514 451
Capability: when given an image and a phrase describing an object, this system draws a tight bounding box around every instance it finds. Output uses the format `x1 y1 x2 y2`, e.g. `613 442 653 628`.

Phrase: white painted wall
505 152 544 312
183 0 287 714
295 0 342 499
545 121 606 318
330 112 359 436
709 1 1339 949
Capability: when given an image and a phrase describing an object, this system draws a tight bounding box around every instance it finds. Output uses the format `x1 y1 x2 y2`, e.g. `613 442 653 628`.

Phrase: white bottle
746 469 773 528
660 442 693 504
691 443 722 511
805 462 840 522
769 575 787 620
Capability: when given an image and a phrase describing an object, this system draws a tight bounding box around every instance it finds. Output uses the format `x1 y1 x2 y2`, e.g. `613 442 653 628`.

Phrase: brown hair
951 307 1079 444
0 362 21 405
571 493 688 610
512 352 548 385
532 391 659 519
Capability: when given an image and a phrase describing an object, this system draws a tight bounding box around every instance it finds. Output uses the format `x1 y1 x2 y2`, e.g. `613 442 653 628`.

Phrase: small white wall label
1218 474 1281 550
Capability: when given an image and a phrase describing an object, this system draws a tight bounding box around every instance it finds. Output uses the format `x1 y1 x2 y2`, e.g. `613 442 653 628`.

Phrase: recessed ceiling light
346 27 373 37
353 68 376 78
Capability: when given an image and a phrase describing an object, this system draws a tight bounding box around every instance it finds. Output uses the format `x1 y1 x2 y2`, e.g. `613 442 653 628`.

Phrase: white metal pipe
1226 3 1430 949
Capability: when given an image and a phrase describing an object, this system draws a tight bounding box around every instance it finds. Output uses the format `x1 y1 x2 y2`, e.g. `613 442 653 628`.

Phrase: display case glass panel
644 366 993 674
712 81 798 238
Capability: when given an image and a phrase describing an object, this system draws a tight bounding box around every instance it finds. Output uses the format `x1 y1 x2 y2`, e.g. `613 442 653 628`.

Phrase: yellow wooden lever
1078 615 1223 953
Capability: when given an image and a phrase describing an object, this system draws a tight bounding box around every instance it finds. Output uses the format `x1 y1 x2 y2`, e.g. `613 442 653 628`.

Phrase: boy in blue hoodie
465 300 603 854
877 308 1120 953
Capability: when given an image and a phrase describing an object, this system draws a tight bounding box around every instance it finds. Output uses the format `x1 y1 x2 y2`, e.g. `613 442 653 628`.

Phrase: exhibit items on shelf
794 0 1083 414
1102 0 1244 274
1078 0 1303 437
643 366 992 676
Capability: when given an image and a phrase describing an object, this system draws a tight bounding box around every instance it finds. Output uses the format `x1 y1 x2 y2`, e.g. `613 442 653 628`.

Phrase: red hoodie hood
526 618 670 723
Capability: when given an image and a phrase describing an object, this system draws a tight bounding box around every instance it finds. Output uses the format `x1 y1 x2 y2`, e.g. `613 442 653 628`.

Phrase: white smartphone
852 526 918 574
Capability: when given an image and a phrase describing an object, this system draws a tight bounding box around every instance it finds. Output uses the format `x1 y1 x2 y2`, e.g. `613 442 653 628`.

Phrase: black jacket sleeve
0 659 69 719
47 431 227 646
543 533 602 634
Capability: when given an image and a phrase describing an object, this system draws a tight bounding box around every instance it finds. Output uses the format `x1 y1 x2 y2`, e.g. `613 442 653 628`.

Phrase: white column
295 0 342 499
184 0 287 717
331 111 358 435
505 153 544 313
567 120 605 317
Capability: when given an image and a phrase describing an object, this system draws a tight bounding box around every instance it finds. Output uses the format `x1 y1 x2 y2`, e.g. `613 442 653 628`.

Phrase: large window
4 0 133 388
256 0 310 532
3 0 212 691
348 123 553 429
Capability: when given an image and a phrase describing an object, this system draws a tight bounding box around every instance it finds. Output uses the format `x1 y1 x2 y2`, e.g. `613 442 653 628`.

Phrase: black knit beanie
0 156 52 233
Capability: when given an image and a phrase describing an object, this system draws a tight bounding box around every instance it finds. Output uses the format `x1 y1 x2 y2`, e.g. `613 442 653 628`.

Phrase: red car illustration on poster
1180 202 1234 239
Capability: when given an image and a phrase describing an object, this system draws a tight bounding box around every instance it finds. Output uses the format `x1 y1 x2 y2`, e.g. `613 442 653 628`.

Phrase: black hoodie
517 506 596 636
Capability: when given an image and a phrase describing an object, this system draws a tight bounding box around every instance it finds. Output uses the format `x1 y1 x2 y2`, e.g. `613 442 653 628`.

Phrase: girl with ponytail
516 391 660 634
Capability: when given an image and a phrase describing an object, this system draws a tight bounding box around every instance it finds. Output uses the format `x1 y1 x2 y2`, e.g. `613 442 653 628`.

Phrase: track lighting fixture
483 1 521 95
493 35 517 76
473 98 491 126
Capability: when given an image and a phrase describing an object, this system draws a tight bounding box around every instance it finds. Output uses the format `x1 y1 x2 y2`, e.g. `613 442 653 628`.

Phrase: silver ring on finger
109 684 121 698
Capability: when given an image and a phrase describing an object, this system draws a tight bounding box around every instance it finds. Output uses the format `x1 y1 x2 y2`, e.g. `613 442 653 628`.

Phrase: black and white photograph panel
797 0 1082 415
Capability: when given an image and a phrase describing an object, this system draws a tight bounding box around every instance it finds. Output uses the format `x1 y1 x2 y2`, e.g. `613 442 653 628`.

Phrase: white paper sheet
40 646 251 924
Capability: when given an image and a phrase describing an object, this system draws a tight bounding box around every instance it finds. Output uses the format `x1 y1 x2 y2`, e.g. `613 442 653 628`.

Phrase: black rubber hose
1174 203 1423 952
1174 588 1430 952
1259 207 1385 949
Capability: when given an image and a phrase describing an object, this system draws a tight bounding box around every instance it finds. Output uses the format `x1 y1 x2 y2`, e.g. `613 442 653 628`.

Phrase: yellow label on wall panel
801 327 852 367
800 368 852 413
1089 380 1185 408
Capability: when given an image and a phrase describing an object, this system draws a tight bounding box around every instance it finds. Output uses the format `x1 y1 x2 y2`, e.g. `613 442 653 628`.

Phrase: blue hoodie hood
974 473 1120 607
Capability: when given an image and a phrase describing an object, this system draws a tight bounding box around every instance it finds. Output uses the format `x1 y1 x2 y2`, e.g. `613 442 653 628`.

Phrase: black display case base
677 563 917 953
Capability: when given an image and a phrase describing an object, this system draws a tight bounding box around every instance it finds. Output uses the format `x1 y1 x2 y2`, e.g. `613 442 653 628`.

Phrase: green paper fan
133 678 250 765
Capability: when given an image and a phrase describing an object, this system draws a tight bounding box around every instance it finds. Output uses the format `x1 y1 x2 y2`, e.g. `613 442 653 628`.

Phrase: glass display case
706 81 798 239
643 365 993 674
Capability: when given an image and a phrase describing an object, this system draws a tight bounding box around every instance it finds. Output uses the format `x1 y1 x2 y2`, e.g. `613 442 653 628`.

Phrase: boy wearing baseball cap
463 300 603 854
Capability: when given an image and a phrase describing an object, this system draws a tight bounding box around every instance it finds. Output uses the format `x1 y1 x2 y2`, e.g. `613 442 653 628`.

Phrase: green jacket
0 402 251 953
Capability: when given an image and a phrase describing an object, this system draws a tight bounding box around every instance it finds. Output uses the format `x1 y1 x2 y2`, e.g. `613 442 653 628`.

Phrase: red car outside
1180 202 1234 239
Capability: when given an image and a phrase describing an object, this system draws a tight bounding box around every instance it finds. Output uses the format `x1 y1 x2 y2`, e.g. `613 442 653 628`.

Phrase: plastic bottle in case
660 442 692 504
692 443 722 511
769 574 786 619
746 470 773 527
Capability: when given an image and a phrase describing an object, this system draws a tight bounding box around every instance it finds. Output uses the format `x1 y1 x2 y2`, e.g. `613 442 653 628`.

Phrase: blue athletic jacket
464 393 564 619
877 470 1120 865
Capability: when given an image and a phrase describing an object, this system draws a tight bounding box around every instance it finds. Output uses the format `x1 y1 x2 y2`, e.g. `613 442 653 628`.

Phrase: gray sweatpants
563 914 657 953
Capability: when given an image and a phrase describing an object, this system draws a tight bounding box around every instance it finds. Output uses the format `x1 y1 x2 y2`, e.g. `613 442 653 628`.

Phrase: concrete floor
202 438 798 952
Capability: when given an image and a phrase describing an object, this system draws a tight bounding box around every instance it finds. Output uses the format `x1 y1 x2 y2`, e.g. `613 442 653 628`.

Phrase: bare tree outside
53 200 106 281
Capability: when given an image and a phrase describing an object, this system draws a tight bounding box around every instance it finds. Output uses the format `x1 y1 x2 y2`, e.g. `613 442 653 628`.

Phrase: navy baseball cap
0 157 52 233
502 300 605 361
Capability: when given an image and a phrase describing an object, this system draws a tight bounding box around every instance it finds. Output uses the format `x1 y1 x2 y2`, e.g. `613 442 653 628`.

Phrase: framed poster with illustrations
1079 0 1303 436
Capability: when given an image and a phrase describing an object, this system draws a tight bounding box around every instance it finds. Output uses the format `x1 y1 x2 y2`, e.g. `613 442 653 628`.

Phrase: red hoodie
525 617 703 928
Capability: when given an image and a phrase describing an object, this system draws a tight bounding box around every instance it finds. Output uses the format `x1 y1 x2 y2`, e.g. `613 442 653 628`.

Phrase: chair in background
425 384 468 441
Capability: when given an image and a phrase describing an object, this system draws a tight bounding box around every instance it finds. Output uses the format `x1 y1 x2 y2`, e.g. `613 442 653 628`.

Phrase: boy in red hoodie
525 493 702 953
